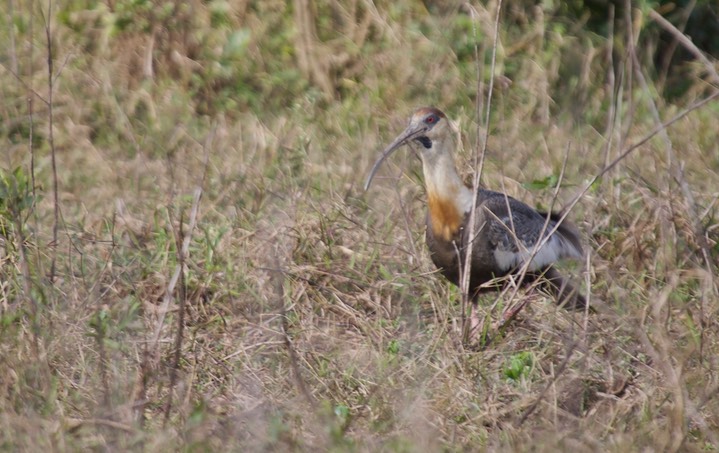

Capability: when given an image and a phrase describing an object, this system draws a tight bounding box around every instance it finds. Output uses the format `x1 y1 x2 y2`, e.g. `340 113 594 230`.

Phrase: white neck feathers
421 138 473 214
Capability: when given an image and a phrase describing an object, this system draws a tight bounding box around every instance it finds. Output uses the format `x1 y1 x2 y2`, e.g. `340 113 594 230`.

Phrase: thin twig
0 62 50 106
277 267 317 408
27 0 42 285
8 0 18 75
151 189 203 347
67 418 136 433
164 210 188 425
655 1 697 88
162 127 216 423
637 277 687 451
12 205 40 343
648 9 719 85
620 0 636 154
27 0 35 190
460 0 502 344
392 167 419 260
42 0 60 282
602 4 618 171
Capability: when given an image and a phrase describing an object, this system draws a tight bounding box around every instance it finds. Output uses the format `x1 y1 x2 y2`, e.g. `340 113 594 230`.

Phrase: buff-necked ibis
365 107 587 337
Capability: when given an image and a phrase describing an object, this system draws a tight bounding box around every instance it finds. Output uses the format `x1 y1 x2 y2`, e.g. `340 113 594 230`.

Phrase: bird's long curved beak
363 123 427 191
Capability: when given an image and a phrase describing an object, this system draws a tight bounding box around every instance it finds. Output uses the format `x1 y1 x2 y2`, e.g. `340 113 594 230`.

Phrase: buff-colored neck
421 138 473 241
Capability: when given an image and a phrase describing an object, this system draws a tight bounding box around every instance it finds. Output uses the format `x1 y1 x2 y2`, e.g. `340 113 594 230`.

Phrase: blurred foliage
39 0 718 122
0 166 35 221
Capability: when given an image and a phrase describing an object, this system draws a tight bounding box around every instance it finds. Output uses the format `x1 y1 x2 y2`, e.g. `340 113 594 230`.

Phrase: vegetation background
1 0 718 450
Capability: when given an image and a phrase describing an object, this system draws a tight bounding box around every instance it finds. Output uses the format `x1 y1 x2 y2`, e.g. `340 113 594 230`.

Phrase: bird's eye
425 115 438 125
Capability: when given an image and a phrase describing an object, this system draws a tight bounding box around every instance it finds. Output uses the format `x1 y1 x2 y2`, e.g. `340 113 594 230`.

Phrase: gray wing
478 191 582 271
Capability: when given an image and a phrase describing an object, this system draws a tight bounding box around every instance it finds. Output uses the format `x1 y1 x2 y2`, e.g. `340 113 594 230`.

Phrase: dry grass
1 0 718 451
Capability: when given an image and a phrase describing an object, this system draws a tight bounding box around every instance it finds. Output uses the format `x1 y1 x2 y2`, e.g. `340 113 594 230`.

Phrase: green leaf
523 174 559 191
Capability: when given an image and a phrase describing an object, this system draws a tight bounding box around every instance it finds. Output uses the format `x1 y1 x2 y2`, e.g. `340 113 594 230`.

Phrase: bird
364 107 586 338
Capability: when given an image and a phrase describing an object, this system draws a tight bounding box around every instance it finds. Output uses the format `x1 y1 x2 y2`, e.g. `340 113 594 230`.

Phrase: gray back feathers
477 190 583 271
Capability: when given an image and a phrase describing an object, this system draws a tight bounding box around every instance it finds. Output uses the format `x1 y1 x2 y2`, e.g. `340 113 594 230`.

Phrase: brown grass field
1 0 719 451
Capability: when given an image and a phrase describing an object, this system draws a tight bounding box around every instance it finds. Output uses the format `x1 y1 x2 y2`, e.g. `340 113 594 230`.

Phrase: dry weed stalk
41 0 60 282
460 0 503 345
648 9 719 86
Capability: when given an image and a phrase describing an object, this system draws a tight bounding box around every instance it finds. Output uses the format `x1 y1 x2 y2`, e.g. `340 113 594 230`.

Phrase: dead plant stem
43 0 60 282
461 0 502 344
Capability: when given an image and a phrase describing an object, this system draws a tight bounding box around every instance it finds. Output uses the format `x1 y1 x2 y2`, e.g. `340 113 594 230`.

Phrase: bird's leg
495 277 535 330
464 298 499 349
541 267 587 310
463 296 484 347
498 297 531 328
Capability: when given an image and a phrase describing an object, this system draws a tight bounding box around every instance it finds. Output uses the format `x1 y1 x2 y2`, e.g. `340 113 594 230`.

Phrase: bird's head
364 107 452 191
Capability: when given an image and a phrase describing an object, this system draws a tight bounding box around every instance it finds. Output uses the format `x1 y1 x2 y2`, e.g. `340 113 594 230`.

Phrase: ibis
365 107 587 337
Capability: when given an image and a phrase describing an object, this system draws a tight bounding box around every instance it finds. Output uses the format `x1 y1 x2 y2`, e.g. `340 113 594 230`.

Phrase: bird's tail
541 267 587 310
